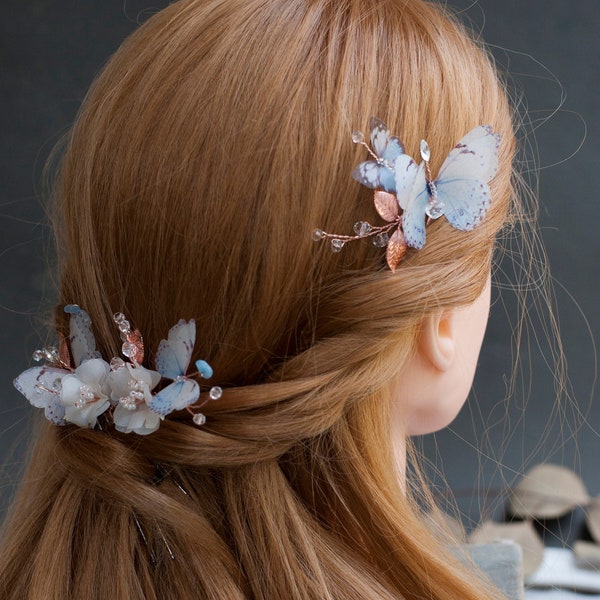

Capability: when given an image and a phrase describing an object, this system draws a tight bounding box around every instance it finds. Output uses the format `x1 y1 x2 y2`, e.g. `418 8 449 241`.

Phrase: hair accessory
13 305 222 435
313 117 500 271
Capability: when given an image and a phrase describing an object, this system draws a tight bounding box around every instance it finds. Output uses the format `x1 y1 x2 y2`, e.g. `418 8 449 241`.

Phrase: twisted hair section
1 0 518 598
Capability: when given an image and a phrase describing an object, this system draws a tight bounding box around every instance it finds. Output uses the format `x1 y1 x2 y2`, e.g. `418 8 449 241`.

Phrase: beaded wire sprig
14 305 222 435
313 117 500 271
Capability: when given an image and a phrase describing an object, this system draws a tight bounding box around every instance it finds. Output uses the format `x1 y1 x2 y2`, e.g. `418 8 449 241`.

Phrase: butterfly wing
155 319 196 379
69 309 101 366
148 378 200 416
393 154 419 210
401 163 430 250
353 118 406 193
13 366 67 425
435 125 500 230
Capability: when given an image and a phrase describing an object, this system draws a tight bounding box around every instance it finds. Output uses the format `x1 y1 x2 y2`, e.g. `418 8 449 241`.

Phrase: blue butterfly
66 304 102 366
394 125 500 249
147 319 200 416
352 117 405 193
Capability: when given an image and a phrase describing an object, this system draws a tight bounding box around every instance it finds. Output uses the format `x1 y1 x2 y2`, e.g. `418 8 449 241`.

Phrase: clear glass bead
373 233 390 247
118 320 130 333
193 413 207 426
113 312 126 324
52 378 62 392
425 200 445 220
312 228 325 241
122 342 136 358
331 238 345 253
209 386 223 401
32 350 44 362
351 130 365 144
110 357 125 371
353 221 371 236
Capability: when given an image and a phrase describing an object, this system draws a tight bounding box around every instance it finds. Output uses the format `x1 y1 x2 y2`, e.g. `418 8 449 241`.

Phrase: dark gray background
1 1 598 533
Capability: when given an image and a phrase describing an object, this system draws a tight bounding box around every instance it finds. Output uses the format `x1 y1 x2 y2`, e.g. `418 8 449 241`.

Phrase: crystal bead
52 378 62 392
353 221 371 236
64 304 80 315
118 320 130 333
195 359 213 379
331 238 345 253
122 342 136 358
425 200 445 220
420 139 431 162
373 233 390 247
113 312 126 324
351 130 365 144
110 357 125 371
312 228 325 241
209 386 223 401
32 350 44 362
43 348 58 362
192 413 207 426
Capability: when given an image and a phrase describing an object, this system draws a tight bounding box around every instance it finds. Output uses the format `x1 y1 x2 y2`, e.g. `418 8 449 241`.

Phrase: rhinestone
195 360 213 379
331 239 345 253
373 233 390 247
122 342 136 358
32 350 44 362
312 228 325 241
420 139 431 162
351 130 365 144
110 357 125 371
353 221 371 236
192 413 207 426
209 386 223 401
425 200 445 220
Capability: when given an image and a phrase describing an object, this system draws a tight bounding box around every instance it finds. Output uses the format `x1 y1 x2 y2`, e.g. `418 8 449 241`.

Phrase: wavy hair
1 0 517 598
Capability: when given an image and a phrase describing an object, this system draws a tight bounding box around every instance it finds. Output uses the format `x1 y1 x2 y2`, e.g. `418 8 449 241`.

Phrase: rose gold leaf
470 520 544 576
509 464 590 519
374 191 399 222
58 333 71 368
386 227 407 272
127 329 145 365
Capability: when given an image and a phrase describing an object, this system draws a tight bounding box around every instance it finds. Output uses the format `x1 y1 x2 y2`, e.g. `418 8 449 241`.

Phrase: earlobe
419 310 456 372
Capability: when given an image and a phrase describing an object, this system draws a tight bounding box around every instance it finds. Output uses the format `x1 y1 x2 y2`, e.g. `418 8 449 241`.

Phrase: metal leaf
126 329 145 365
373 191 399 222
509 464 590 519
470 520 544 576
386 227 407 272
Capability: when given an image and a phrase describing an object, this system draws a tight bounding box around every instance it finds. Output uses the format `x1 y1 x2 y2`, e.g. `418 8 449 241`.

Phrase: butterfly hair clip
13 305 222 435
313 117 501 271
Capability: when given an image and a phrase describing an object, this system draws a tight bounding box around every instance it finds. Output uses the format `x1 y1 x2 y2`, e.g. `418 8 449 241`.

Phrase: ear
418 309 457 372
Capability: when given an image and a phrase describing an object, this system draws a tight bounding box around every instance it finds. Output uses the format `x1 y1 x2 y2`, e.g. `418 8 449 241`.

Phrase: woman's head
4 0 517 598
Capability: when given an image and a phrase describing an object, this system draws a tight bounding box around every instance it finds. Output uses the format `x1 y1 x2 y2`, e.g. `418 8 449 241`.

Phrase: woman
1 0 520 597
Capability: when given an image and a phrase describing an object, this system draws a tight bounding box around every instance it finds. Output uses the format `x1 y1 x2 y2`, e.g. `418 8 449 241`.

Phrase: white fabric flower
107 363 162 435
60 358 111 428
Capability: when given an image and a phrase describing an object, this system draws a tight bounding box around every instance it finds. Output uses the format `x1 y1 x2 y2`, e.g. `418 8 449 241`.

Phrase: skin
392 274 492 473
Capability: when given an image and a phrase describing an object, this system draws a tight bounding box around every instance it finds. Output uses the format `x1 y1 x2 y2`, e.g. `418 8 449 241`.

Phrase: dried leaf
127 329 145 365
386 228 407 272
586 496 600 543
509 464 590 519
470 520 544 576
373 191 399 222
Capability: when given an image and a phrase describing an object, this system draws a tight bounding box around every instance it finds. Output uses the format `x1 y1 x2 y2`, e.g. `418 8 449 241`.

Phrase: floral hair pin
313 117 501 271
13 305 222 435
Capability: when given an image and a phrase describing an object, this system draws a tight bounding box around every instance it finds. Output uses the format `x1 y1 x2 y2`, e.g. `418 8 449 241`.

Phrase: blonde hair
1 0 517 598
